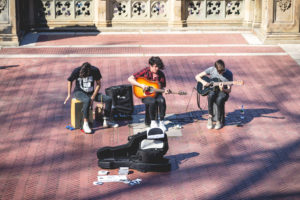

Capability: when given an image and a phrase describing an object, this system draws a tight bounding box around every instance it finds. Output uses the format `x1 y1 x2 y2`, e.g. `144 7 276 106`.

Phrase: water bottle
240 105 245 121
237 105 244 127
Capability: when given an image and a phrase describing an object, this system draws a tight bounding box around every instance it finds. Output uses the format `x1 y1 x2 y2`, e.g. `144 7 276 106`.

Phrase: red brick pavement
0 33 300 200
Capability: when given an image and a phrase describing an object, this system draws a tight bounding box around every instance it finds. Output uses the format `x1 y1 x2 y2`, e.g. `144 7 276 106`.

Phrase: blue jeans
74 90 112 119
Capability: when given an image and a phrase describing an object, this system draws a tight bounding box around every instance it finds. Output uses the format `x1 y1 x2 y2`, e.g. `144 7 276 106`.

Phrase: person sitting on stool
64 62 118 134
195 59 233 130
128 56 170 131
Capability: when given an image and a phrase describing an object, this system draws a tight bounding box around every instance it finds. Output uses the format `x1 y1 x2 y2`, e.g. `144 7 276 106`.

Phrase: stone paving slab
130 114 183 137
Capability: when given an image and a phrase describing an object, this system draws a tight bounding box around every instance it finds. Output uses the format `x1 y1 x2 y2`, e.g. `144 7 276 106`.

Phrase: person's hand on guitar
218 82 224 91
141 84 149 92
201 80 210 90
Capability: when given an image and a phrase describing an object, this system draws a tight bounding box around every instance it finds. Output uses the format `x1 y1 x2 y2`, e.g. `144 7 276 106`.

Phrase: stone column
243 0 254 26
252 0 262 28
0 0 19 46
169 0 184 28
256 0 300 43
96 0 111 28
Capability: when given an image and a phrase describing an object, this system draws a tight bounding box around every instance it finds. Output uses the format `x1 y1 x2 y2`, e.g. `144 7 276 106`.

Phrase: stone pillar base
168 20 185 28
255 28 300 44
96 21 112 28
0 34 19 46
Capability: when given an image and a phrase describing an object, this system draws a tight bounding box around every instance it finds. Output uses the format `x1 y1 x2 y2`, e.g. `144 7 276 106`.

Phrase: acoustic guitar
133 77 187 99
197 76 244 96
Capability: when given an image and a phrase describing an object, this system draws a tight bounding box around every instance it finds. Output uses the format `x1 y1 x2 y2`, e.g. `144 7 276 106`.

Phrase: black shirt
67 66 102 95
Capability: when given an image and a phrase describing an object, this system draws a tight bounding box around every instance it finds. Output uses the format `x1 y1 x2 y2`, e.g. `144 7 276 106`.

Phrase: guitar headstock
178 91 187 95
234 80 244 85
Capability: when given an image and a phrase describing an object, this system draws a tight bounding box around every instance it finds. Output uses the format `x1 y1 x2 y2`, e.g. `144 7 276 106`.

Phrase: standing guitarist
195 59 233 130
128 56 169 131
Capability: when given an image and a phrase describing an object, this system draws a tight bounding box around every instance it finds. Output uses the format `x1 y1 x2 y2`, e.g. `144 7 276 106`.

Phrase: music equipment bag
105 84 134 115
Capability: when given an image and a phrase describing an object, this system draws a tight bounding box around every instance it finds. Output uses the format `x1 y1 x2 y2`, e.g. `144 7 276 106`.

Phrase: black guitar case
97 130 171 172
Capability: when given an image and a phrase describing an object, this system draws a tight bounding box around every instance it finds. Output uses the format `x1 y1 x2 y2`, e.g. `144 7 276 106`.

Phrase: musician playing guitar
195 59 233 130
128 56 169 131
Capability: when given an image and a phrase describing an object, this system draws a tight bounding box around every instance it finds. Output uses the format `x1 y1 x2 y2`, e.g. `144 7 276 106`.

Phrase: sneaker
83 122 92 134
103 120 119 128
207 118 213 129
150 120 158 128
159 121 167 132
215 121 223 130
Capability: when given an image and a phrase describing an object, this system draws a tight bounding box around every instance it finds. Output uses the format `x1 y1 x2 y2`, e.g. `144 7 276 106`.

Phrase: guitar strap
185 87 202 112
196 90 202 110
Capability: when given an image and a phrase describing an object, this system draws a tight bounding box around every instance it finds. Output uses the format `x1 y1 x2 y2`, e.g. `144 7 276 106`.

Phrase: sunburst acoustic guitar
133 77 187 99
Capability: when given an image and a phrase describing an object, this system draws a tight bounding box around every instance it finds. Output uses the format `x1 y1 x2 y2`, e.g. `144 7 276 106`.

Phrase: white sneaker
159 121 167 132
103 119 119 128
207 118 213 129
83 122 92 134
150 120 158 128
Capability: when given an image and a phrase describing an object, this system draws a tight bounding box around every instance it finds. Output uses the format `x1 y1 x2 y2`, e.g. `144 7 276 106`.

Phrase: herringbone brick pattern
0 33 299 200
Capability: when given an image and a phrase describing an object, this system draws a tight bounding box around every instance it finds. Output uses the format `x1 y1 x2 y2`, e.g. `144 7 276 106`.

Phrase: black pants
207 90 229 122
142 94 166 123
74 90 112 119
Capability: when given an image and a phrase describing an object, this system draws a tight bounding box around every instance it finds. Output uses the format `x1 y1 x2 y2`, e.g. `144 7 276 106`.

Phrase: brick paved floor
0 33 300 200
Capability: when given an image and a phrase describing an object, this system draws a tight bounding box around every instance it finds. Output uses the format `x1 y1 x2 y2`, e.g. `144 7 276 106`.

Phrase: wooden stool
71 98 93 129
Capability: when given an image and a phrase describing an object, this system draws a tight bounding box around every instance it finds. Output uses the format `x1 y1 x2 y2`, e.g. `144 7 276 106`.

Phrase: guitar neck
212 81 236 86
152 88 165 93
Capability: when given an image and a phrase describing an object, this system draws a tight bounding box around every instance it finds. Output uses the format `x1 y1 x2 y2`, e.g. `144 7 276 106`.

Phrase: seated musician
64 62 118 134
195 59 233 130
128 56 169 131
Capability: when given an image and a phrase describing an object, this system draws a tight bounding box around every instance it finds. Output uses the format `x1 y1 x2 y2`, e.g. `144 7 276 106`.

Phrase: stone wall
0 0 299 46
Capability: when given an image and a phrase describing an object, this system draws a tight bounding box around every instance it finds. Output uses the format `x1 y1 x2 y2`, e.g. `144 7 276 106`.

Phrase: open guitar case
97 128 171 172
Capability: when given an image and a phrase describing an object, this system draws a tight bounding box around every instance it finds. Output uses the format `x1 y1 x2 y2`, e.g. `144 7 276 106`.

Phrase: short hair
214 59 225 70
79 62 92 78
149 56 165 70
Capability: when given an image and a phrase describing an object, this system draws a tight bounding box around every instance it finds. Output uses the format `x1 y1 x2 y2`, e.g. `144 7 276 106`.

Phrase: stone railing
35 0 245 27
36 0 94 22
185 0 244 20
110 0 168 19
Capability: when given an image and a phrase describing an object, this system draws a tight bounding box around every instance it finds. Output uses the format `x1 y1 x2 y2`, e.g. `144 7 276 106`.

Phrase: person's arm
128 75 148 90
64 81 72 104
195 71 210 87
91 79 101 101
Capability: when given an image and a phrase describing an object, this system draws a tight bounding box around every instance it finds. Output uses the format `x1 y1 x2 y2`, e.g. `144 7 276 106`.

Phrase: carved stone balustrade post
0 0 18 46
169 0 184 27
252 0 262 28
96 0 111 27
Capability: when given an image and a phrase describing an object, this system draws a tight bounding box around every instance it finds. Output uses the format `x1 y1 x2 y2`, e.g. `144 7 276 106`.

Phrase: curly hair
149 56 165 70
79 62 92 78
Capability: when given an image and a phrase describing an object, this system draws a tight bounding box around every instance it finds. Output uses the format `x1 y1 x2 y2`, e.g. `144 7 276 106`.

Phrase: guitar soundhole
144 91 151 95
144 87 154 95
